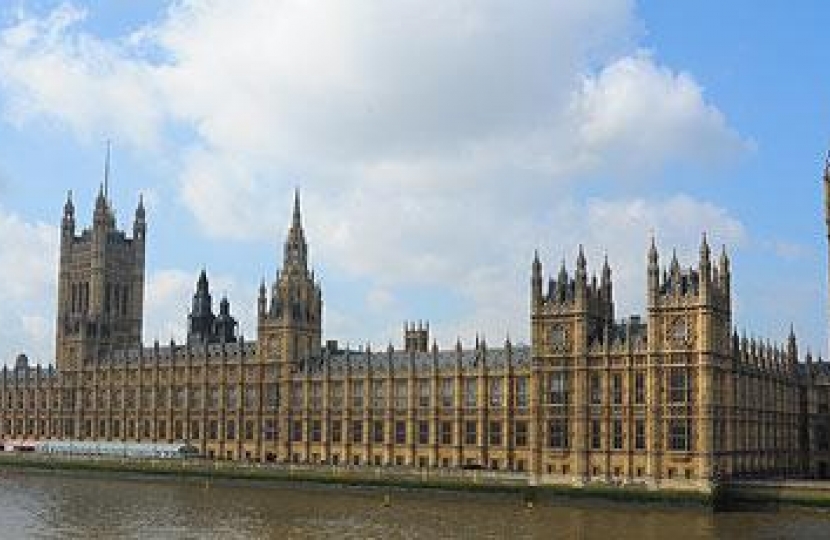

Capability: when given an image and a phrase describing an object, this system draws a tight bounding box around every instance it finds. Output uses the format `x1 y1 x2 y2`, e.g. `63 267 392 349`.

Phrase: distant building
2 158 830 492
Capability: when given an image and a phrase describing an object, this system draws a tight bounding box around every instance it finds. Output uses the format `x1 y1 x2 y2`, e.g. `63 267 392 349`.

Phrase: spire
576 244 587 277
282 189 308 274
64 190 74 216
136 193 145 218
719 244 730 272
104 139 111 202
197 268 209 293
601 253 611 286
700 232 711 262
558 258 568 282
532 249 542 302
648 232 658 264
96 182 107 210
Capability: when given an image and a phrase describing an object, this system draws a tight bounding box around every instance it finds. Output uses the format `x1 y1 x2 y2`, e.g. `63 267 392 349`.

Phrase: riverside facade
2 166 830 492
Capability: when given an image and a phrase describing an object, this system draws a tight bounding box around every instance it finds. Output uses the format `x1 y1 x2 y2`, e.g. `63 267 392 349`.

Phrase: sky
0 1 828 366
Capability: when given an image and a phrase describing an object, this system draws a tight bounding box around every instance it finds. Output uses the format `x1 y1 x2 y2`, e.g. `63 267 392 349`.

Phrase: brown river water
0 470 829 539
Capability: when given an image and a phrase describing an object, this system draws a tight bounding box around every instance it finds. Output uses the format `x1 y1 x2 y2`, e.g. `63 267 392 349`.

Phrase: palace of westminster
2 162 830 492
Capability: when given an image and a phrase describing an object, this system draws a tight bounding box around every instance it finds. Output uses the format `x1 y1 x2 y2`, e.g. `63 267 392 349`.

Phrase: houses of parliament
2 163 830 492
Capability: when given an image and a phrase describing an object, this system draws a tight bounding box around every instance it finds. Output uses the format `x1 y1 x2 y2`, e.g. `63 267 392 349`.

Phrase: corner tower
531 246 615 357
55 182 146 371
257 190 322 367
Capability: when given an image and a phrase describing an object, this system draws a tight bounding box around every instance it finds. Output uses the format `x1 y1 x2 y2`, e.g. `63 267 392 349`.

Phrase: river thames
1 471 829 539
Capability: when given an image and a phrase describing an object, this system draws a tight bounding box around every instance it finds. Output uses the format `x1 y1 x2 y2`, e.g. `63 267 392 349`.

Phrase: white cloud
0 206 58 364
0 4 166 149
0 2 758 350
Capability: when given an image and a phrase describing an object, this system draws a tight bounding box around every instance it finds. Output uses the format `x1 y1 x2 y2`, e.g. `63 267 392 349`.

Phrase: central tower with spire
257 190 322 365
55 150 146 370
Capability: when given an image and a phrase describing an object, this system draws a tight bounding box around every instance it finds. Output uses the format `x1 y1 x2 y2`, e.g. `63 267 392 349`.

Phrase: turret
787 325 798 369
62 190 75 238
258 279 267 316
601 253 612 299
531 250 542 304
133 194 146 241
575 244 587 285
404 321 429 353
648 236 659 302
699 232 711 296
718 245 730 292
214 296 238 344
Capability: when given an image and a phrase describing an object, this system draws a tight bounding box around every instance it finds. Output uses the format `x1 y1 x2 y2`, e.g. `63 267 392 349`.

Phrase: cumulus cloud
0 206 58 364
0 2 755 349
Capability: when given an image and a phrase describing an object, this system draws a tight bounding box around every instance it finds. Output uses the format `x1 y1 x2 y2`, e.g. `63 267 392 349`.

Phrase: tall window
351 381 364 408
489 378 503 407
311 420 322 442
331 420 342 443
372 420 384 443
244 385 257 409
590 374 602 405
371 381 386 410
465 421 477 445
208 386 219 408
547 372 568 405
441 378 454 408
488 421 502 446
418 379 431 408
514 421 528 447
291 382 303 408
635 419 646 450
669 419 691 451
351 420 363 443
590 419 601 450
612 420 623 449
634 372 646 404
441 421 453 445
330 381 344 408
266 384 278 409
669 370 688 403
394 380 408 410
418 421 430 445
548 418 568 449
612 374 623 405
464 378 478 407
311 382 323 409
515 376 528 408
395 421 406 444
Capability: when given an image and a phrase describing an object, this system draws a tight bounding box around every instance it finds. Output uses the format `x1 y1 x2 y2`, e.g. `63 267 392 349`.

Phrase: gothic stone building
2 174 830 492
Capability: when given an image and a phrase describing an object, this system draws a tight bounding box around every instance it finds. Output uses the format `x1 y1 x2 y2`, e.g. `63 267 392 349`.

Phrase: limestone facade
2 177 830 490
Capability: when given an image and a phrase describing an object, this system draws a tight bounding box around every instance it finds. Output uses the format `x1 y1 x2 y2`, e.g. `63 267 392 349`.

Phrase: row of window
289 419 530 447
2 385 281 410
546 370 690 406
290 377 530 409
0 417 693 451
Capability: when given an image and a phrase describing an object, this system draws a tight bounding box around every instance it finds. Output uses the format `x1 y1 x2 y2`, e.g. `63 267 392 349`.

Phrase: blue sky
0 1 828 365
